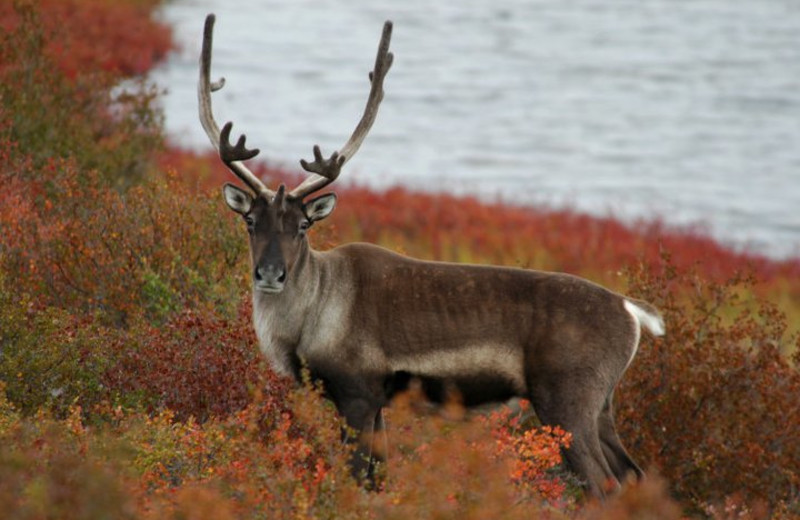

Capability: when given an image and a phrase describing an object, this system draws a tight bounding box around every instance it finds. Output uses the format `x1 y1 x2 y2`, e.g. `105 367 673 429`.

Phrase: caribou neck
251 246 345 377
253 243 321 314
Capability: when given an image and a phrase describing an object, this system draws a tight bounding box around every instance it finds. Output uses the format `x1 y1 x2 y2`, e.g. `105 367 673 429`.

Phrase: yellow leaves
0 382 21 435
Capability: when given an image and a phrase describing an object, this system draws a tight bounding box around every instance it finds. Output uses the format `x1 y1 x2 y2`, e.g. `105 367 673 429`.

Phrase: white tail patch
623 299 666 337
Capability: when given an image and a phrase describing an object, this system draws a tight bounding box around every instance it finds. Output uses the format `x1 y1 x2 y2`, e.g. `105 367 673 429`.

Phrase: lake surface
149 0 800 259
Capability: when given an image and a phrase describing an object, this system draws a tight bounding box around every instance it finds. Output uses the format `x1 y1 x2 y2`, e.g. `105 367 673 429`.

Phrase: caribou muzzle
254 237 287 293
254 264 286 293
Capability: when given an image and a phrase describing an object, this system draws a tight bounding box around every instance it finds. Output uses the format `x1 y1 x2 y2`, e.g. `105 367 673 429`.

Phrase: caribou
198 14 665 497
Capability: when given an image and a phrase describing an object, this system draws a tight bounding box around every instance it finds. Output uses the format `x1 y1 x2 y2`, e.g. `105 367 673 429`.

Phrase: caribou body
198 14 665 497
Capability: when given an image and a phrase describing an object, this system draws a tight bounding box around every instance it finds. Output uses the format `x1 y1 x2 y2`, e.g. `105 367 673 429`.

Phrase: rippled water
149 0 800 259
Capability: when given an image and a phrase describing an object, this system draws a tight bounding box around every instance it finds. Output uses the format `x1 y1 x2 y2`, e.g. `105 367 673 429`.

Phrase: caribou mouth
254 282 285 294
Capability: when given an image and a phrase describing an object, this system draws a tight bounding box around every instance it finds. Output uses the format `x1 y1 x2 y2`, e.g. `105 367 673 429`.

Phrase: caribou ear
222 183 253 215
304 193 337 222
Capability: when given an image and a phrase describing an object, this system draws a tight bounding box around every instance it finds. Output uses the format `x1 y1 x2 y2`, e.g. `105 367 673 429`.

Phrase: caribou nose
254 265 286 286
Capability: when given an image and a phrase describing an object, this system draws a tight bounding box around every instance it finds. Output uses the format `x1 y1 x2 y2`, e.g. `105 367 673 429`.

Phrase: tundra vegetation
0 1 799 518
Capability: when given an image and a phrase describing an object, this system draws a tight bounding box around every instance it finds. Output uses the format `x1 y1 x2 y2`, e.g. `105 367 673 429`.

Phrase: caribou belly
388 343 527 406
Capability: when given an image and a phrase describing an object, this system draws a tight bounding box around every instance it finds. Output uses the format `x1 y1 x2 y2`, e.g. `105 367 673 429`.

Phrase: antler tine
198 14 274 198
289 21 394 200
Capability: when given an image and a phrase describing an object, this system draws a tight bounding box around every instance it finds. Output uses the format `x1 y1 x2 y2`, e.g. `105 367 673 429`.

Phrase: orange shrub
369 388 573 519
580 473 682 520
618 255 800 513
0 157 246 325
0 402 139 520
116 378 362 519
481 402 573 503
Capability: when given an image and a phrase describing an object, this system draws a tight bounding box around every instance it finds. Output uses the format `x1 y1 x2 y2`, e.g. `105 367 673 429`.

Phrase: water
149 0 800 259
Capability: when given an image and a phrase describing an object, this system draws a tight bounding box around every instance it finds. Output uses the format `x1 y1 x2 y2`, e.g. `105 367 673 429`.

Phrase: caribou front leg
322 373 388 487
336 396 384 486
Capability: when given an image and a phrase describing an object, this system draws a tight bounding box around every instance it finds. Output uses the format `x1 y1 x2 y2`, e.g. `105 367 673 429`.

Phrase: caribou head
198 14 391 295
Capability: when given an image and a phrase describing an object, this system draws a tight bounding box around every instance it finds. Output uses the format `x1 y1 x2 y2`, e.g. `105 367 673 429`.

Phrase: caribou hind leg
597 393 644 482
529 374 621 497
565 421 620 497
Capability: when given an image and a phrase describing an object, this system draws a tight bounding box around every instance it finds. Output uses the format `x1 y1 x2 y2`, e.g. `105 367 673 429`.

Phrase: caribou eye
299 221 310 233
244 216 255 229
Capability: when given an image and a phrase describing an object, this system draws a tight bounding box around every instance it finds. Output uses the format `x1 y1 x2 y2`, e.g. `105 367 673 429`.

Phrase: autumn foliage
1 1 800 518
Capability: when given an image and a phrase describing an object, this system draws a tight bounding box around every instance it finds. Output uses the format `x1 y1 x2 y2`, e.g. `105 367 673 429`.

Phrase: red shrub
0 0 165 187
105 300 278 422
480 401 573 503
0 0 171 78
618 256 800 512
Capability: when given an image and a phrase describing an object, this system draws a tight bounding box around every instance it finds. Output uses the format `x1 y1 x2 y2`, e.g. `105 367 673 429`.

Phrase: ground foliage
1 1 800 518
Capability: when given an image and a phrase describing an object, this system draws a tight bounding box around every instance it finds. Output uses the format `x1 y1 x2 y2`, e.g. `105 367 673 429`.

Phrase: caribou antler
288 21 394 200
198 14 274 198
